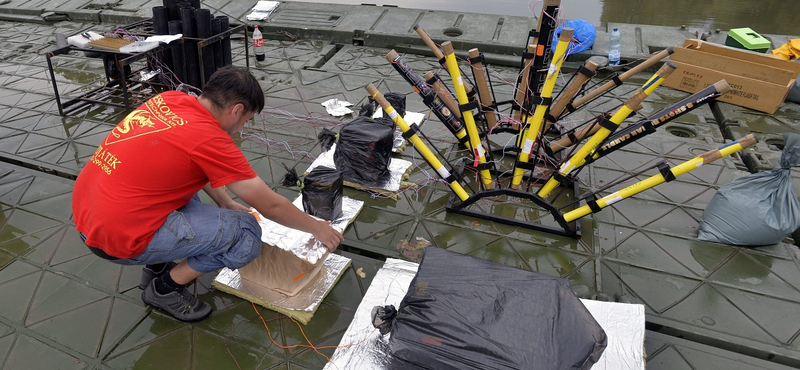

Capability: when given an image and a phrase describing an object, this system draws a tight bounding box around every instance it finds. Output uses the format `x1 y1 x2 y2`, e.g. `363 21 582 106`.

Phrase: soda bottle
608 27 621 65
253 25 265 62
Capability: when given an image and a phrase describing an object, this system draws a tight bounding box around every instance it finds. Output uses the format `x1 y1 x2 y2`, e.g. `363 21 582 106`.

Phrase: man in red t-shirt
72 66 343 322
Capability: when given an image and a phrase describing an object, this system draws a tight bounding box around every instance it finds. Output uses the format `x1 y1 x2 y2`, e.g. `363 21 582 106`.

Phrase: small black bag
301 166 343 221
334 116 395 185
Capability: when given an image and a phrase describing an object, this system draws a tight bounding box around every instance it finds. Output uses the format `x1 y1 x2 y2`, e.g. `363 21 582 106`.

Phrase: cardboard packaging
663 39 800 114
238 243 329 296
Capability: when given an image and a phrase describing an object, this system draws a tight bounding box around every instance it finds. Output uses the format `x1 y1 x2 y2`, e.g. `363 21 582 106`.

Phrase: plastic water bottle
252 25 265 62
608 27 621 65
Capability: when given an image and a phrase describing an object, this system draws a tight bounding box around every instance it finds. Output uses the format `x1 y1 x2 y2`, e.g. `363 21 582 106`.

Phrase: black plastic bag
334 116 395 185
384 92 406 118
302 166 343 221
359 92 406 118
699 133 800 245
388 247 607 370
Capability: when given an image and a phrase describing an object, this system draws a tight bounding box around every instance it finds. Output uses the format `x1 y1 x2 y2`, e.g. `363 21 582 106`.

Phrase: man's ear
231 103 245 116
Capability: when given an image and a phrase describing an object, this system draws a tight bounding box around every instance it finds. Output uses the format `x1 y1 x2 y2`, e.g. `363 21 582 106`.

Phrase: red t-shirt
72 91 257 258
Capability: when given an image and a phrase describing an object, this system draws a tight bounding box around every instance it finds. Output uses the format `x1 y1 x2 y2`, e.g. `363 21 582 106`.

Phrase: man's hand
311 220 345 252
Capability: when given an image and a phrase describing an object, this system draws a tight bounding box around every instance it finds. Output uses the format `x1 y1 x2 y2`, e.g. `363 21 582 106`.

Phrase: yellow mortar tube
441 41 494 189
366 83 470 201
538 61 678 198
563 134 757 221
510 28 573 189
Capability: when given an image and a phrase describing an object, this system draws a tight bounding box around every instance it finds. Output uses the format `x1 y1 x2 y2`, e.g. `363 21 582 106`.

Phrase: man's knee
226 215 262 269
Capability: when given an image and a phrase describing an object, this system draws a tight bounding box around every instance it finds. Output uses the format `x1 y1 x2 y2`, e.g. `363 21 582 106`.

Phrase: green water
289 0 799 35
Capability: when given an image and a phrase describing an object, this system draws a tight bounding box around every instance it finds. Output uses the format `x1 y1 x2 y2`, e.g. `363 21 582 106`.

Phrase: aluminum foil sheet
246 0 279 21
214 253 351 312
306 143 412 192
325 259 645 370
324 259 420 369
321 98 354 117
251 195 363 265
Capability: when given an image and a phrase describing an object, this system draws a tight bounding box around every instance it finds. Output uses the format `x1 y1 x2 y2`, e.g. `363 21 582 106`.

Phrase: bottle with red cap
252 25 265 62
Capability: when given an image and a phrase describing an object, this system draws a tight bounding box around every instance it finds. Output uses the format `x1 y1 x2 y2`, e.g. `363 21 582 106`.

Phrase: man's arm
202 183 250 212
225 176 344 251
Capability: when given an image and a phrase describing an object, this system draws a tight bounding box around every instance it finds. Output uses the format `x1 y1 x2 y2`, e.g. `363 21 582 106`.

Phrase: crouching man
72 66 343 322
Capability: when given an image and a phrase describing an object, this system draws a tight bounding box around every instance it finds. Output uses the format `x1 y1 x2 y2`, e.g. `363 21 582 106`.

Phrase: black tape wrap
459 100 479 113
401 123 421 140
475 162 494 171
598 118 618 133
468 54 485 65
515 160 538 171
612 74 623 86
552 171 571 185
529 96 553 107
658 162 676 182
587 199 602 213
577 65 596 78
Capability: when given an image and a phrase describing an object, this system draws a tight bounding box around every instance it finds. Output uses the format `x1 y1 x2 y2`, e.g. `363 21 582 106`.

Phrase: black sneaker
141 278 212 322
138 261 178 290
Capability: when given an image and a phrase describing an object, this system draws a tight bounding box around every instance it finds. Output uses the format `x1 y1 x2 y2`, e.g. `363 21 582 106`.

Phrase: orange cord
251 302 372 363
226 347 243 370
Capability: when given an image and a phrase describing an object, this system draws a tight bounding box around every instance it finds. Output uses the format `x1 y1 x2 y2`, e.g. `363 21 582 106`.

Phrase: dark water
290 0 800 35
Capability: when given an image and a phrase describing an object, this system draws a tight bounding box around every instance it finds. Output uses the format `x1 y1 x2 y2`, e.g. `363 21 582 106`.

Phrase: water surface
290 0 799 35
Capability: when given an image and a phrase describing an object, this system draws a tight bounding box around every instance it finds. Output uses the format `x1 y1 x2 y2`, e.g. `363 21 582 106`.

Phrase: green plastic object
725 27 770 53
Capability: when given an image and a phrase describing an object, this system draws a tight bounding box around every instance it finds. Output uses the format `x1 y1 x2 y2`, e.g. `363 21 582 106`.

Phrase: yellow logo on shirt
97 94 189 174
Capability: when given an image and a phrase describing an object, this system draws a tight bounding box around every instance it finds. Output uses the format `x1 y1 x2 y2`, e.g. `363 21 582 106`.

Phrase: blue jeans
93 195 262 273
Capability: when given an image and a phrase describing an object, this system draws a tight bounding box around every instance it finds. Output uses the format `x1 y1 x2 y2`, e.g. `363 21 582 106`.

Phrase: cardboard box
238 243 329 296
663 39 800 113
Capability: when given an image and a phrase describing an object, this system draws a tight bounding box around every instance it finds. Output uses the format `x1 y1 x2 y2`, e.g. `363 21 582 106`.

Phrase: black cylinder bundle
180 6 200 87
195 8 214 84
189 0 200 9
217 16 232 66
168 20 186 83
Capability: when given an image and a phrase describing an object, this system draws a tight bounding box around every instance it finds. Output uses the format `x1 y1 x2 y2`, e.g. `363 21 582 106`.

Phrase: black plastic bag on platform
699 133 800 245
301 166 343 221
384 92 406 118
359 92 406 118
387 247 607 370
334 116 395 185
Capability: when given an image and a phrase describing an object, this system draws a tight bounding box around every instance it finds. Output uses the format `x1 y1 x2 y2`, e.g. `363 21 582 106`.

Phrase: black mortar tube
189 0 200 9
211 18 223 72
195 8 214 84
168 20 186 83
180 6 200 87
152 6 173 75
217 16 231 66
152 6 169 34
